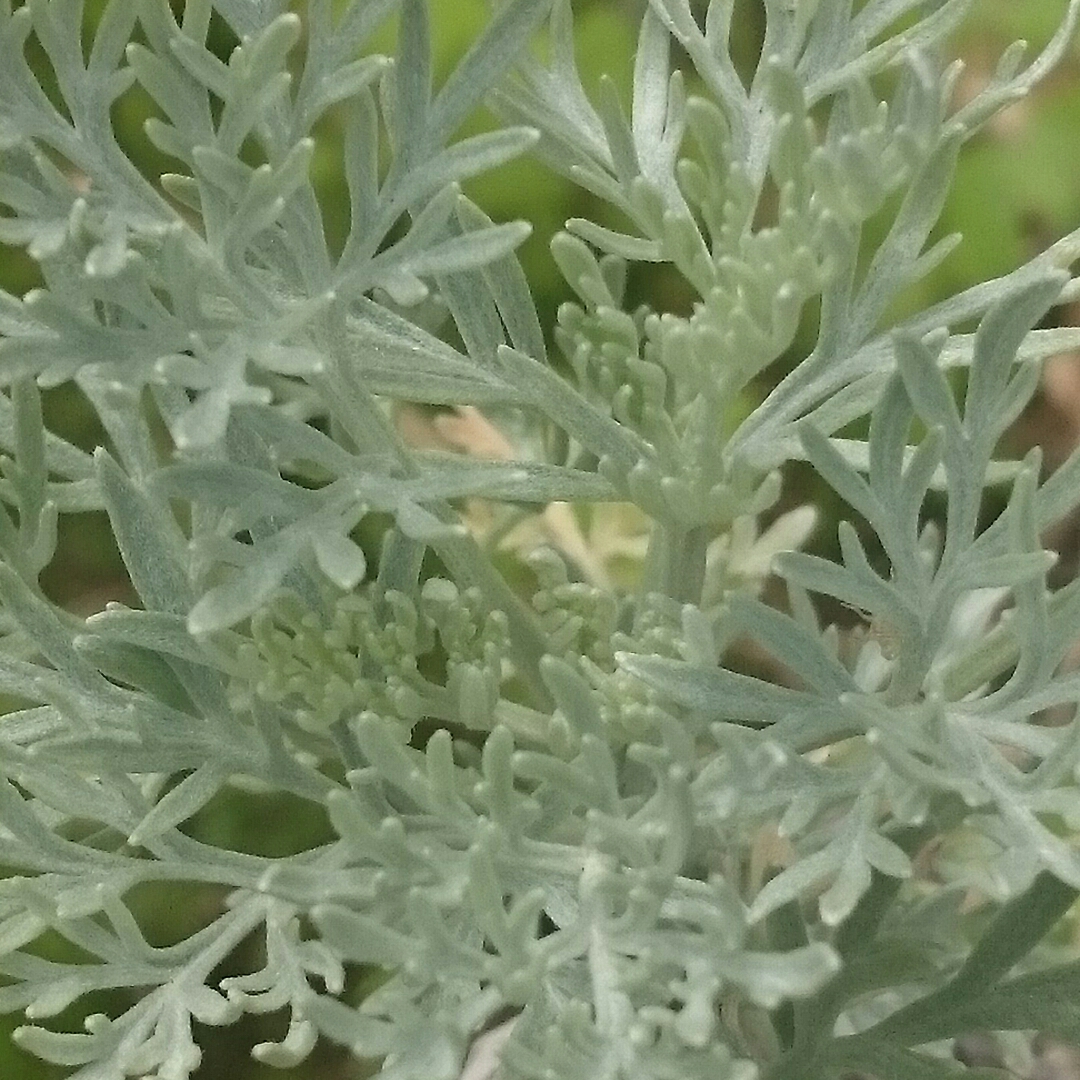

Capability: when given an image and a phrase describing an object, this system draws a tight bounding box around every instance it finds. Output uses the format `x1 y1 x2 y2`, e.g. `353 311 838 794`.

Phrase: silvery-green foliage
3 0 1080 1077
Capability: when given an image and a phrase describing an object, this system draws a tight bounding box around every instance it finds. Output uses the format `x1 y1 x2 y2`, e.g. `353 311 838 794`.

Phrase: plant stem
643 521 710 604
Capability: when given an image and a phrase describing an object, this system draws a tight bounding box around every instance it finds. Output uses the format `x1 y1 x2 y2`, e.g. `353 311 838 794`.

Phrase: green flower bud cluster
594 592 692 744
552 241 668 442
419 577 510 731
549 57 946 540
231 581 511 734
526 546 688 746
527 546 619 668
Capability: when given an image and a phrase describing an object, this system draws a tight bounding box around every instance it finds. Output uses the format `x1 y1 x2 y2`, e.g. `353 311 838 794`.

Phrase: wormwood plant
5 0 1080 1078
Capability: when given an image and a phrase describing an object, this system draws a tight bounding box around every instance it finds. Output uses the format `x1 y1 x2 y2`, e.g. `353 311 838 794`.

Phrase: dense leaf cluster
3 1 1080 1078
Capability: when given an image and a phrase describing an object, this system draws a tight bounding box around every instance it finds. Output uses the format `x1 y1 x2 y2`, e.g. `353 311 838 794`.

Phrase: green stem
771 800 968 1068
642 522 710 604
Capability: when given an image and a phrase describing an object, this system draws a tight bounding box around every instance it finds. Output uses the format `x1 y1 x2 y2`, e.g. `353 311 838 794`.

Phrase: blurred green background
1 1 1079 1077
